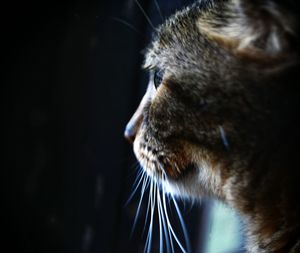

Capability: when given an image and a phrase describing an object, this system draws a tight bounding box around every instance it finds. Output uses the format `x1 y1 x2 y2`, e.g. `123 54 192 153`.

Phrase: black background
4 1 204 253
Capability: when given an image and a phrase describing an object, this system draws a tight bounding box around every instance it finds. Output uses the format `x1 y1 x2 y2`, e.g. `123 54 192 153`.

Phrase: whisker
145 179 154 252
143 176 152 235
157 182 172 253
111 16 144 37
134 0 155 30
165 205 186 252
163 173 191 253
171 196 192 253
131 160 140 169
131 174 150 235
133 168 145 187
156 182 164 253
144 180 152 251
125 169 145 206
154 0 164 21
162 180 176 253
219 125 230 150
132 165 190 253
144 180 156 253
126 161 141 181
161 182 187 253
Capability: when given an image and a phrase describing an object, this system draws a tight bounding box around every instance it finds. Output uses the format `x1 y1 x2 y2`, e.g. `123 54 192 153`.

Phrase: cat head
125 0 299 200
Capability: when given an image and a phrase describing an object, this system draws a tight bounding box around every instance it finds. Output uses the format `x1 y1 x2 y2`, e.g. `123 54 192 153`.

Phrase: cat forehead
143 3 217 70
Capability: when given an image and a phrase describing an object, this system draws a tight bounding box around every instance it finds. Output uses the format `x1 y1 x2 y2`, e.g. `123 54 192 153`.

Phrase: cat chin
160 176 201 200
133 133 222 199
155 163 221 201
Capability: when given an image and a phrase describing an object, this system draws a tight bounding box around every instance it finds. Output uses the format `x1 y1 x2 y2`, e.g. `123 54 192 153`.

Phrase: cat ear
197 0 298 62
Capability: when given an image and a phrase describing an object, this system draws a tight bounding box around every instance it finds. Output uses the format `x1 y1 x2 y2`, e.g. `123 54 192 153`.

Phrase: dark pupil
154 69 164 89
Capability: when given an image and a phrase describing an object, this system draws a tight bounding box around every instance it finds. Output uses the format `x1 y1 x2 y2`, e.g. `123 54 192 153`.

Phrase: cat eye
153 69 164 89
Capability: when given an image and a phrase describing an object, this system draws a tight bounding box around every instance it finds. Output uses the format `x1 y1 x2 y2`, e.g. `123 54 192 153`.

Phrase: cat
125 0 300 252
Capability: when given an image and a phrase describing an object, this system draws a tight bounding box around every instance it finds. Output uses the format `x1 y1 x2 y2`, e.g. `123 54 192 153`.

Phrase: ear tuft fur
197 0 298 62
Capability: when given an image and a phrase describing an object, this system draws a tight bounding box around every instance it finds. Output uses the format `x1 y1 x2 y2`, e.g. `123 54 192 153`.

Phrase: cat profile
125 0 300 252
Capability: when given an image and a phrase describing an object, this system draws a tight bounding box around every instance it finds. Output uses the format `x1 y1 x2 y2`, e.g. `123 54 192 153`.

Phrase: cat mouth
136 146 195 181
160 162 196 181
133 134 196 180
157 158 192 180
157 158 181 179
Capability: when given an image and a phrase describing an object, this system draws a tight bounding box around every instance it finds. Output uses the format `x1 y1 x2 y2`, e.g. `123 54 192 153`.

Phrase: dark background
9 1 300 253
4 1 207 253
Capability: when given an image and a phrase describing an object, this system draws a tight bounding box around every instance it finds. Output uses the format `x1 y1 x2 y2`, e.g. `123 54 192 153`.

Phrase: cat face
125 1 296 200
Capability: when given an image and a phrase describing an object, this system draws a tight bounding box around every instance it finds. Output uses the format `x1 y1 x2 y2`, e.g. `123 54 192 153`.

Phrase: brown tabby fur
125 0 300 252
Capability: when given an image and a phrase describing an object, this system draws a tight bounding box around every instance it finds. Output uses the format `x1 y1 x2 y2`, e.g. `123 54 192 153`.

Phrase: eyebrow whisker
134 0 155 30
154 0 164 22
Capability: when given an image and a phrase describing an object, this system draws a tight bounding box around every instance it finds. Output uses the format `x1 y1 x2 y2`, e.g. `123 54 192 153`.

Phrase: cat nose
124 106 143 144
124 122 137 144
125 85 154 144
